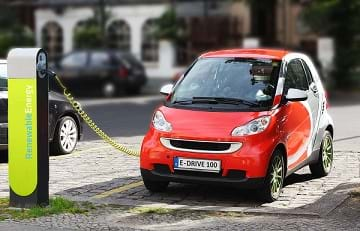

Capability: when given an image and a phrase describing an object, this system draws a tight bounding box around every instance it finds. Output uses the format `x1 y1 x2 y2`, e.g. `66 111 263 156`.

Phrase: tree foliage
303 0 360 89
153 8 186 42
0 6 34 58
73 8 111 49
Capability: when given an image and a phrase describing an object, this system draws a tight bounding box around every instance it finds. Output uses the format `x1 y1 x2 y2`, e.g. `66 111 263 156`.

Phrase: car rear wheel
258 150 285 202
309 131 333 177
51 116 78 155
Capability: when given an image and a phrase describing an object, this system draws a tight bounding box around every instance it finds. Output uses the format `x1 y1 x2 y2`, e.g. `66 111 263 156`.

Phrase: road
80 95 360 151
80 95 163 140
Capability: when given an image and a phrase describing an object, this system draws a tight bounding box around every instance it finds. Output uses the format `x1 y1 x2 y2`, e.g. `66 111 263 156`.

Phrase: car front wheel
258 150 285 202
51 116 79 155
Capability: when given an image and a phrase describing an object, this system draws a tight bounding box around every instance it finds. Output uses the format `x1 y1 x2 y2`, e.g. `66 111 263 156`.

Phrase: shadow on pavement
55 171 332 208
284 173 315 186
57 176 262 207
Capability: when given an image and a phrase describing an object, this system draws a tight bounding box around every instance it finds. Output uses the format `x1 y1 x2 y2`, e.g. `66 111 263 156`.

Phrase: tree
0 6 34 58
302 0 360 89
73 5 111 49
153 8 185 42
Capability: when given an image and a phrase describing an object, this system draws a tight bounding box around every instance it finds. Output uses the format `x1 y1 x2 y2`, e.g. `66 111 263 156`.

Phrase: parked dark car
0 60 83 154
53 50 147 97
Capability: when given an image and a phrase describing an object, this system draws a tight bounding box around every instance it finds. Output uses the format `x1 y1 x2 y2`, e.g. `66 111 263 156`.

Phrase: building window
41 22 63 61
107 20 131 52
142 19 158 62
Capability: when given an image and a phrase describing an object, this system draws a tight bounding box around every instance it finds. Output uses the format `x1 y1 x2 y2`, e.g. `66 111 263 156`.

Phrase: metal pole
99 0 106 47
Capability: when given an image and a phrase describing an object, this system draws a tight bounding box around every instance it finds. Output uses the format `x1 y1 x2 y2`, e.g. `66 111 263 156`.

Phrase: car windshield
0 64 7 91
170 57 281 110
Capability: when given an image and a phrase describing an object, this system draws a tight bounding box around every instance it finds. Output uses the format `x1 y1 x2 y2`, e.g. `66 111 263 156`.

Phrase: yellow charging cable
54 75 140 157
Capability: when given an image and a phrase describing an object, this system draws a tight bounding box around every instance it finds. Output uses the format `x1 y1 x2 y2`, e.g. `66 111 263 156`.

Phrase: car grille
0 127 7 144
160 138 242 154
170 140 231 151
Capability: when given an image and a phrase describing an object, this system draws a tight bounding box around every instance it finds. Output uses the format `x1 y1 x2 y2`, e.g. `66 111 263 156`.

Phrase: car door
58 51 88 80
282 59 313 170
88 52 113 83
301 60 321 150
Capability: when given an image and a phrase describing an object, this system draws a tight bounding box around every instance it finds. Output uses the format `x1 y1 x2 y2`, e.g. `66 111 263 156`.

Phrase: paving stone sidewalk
1 192 359 231
0 136 360 230
1 136 359 212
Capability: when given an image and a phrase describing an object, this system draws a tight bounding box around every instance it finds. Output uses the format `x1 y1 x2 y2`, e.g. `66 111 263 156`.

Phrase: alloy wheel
60 118 78 153
270 155 284 199
322 135 333 173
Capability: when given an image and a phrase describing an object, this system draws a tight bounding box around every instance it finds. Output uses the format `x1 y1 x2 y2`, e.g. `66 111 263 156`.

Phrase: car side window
61 52 88 68
301 60 314 84
89 52 111 67
284 59 309 94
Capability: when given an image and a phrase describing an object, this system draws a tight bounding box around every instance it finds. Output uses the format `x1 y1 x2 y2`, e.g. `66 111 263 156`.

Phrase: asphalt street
79 94 360 151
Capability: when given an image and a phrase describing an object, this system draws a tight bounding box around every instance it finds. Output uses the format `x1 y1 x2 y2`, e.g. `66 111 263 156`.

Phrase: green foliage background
303 0 360 89
0 6 34 58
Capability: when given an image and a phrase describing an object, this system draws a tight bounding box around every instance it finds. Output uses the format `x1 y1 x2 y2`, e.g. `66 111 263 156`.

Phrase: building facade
9 0 328 78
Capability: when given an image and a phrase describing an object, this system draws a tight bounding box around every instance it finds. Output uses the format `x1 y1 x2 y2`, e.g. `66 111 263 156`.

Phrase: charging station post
7 48 49 207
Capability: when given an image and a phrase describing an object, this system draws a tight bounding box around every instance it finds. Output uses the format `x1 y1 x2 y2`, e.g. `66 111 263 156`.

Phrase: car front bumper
141 168 265 189
140 128 277 184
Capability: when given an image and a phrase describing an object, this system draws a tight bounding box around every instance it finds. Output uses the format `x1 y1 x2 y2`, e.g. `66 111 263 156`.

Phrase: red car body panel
141 100 311 178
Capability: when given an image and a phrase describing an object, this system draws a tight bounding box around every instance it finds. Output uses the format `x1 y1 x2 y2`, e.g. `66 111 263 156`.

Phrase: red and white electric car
140 49 334 202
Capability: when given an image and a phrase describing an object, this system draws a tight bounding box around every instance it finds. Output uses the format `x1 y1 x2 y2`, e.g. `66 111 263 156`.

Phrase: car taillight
118 67 129 78
325 91 330 108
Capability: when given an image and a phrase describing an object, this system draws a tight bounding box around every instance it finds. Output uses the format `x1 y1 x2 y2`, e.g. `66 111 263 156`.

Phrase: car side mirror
286 88 308 101
160 84 173 96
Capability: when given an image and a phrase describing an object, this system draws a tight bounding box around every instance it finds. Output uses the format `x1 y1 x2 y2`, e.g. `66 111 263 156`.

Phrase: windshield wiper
194 97 259 106
173 97 259 107
172 98 217 105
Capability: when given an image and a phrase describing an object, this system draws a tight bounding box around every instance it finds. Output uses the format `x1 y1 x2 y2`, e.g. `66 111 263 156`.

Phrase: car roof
200 49 289 60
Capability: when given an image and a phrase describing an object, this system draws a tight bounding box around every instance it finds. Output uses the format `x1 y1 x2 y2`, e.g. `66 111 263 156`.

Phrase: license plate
174 157 221 173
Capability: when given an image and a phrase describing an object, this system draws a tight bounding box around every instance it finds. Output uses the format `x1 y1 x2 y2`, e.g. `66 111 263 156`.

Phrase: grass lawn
0 197 93 221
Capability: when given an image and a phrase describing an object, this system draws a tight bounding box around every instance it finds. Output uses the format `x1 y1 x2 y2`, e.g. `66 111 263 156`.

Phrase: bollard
7 48 49 208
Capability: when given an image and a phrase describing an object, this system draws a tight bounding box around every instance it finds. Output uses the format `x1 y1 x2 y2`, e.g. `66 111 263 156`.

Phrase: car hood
159 106 271 139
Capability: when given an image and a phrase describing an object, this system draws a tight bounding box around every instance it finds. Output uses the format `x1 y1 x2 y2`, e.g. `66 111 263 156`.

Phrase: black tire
125 86 141 95
309 131 333 177
142 178 169 192
51 116 79 155
258 149 285 202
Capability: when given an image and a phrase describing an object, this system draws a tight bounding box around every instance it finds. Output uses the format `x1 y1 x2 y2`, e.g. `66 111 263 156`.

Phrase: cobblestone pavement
0 137 359 210
1 195 359 230
0 137 359 230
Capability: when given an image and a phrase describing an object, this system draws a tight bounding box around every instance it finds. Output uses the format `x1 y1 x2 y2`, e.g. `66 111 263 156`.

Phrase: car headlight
231 116 271 136
152 110 172 132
